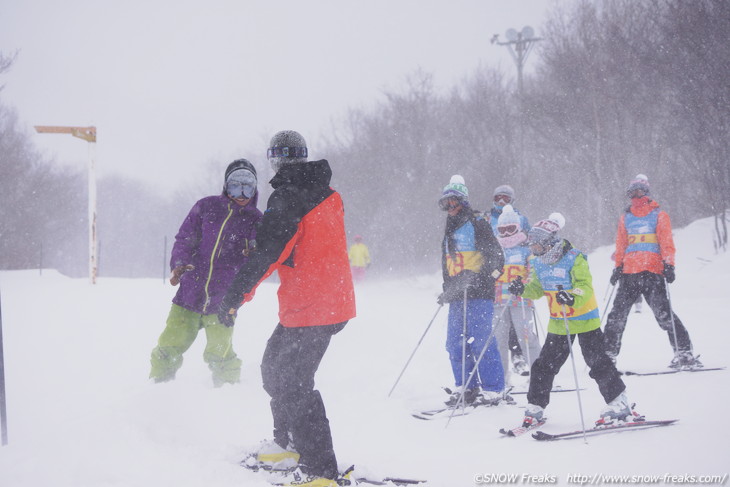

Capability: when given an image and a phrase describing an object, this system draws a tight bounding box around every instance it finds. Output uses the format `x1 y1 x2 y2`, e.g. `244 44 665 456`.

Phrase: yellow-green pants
150 304 242 386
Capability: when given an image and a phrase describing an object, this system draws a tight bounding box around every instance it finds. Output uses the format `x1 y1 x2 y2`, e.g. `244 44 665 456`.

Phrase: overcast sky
1 0 558 195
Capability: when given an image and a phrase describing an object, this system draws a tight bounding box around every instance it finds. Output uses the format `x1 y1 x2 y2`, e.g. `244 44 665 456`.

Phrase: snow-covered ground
1 215 728 487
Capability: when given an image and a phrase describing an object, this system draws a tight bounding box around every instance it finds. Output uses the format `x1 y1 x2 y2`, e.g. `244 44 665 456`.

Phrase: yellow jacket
349 242 371 268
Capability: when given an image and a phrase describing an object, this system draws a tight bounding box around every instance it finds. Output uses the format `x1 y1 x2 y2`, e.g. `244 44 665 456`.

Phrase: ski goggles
439 197 462 211
497 223 519 238
267 146 308 159
627 188 647 199
226 170 257 199
494 194 512 204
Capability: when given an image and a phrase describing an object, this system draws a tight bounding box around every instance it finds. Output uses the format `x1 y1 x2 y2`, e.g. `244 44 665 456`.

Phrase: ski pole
446 301 511 427
664 277 680 356
388 304 444 397
532 306 544 342
519 298 532 366
599 282 617 328
461 287 468 413
557 285 588 444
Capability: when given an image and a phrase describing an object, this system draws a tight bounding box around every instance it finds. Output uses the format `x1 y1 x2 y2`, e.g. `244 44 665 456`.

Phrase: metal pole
461 288 468 412
0 288 8 445
388 305 443 397
664 279 680 356
600 282 617 328
557 285 588 443
88 141 98 284
520 298 532 366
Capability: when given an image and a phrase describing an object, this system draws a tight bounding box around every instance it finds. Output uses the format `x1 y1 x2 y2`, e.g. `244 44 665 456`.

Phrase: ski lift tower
33 125 98 284
492 26 542 166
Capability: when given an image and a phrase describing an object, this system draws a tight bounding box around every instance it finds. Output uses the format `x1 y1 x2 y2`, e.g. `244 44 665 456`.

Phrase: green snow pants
149 304 242 386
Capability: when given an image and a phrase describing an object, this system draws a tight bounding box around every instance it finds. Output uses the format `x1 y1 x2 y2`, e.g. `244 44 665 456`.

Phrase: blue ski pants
445 298 504 392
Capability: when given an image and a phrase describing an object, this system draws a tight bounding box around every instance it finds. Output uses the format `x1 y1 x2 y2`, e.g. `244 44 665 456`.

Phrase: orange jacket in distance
614 199 675 275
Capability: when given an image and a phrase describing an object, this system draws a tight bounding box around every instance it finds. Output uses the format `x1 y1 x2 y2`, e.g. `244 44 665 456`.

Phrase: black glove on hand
663 263 676 283
508 276 524 296
556 289 575 306
438 270 476 305
609 265 623 286
217 304 238 327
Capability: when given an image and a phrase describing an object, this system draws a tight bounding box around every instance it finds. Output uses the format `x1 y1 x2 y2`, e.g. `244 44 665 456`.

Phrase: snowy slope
0 215 728 487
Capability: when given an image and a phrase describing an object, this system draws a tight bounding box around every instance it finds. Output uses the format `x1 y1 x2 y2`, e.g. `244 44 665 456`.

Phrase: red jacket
222 160 356 327
614 198 675 275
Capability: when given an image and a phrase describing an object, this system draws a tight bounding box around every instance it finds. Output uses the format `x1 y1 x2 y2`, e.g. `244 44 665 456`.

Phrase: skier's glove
508 276 524 296
609 265 623 286
169 264 194 286
217 304 238 327
556 290 575 306
438 270 477 305
663 263 676 283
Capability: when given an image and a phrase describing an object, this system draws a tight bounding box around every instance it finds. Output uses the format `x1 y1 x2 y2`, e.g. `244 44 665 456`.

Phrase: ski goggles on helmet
497 223 520 238
267 146 308 159
225 169 257 199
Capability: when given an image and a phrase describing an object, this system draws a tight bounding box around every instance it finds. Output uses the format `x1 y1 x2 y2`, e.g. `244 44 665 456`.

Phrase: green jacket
522 241 601 335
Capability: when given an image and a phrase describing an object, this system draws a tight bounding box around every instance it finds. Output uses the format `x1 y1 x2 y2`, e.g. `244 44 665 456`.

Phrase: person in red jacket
604 174 701 369
219 130 355 487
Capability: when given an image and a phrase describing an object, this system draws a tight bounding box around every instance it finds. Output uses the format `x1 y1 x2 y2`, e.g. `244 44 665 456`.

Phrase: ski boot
669 351 703 370
595 391 644 427
522 403 545 428
273 466 353 487
512 354 529 376
242 439 300 472
444 386 480 407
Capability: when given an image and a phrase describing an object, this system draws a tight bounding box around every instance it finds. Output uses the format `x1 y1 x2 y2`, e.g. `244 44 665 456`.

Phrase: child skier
438 175 505 406
493 205 541 386
488 185 532 375
604 174 701 369
508 212 636 428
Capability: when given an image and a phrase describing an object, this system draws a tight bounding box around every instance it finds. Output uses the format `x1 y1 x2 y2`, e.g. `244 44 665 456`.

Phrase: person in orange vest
219 130 355 487
348 235 371 282
604 174 701 369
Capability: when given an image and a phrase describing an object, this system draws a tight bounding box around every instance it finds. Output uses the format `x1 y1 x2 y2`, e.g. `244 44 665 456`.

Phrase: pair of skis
241 457 425 486
412 387 582 421
622 366 725 377
412 395 510 420
500 418 678 441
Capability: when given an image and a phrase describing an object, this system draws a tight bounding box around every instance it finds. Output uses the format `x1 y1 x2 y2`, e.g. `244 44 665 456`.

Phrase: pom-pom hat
439 175 469 210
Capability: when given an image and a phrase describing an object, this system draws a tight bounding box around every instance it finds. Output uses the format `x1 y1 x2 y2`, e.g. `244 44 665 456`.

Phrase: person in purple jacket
149 159 263 386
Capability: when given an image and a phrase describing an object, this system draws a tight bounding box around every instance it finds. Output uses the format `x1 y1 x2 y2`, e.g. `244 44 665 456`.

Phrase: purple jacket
171 192 262 315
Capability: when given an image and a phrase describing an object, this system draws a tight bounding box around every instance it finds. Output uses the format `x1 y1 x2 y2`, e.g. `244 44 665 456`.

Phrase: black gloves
556 289 575 306
663 263 676 283
508 276 524 296
609 265 623 286
438 270 476 305
217 304 238 327
169 264 194 286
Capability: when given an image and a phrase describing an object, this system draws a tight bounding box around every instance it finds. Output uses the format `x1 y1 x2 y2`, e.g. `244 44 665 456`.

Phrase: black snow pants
261 321 346 480
527 328 625 409
603 271 692 357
